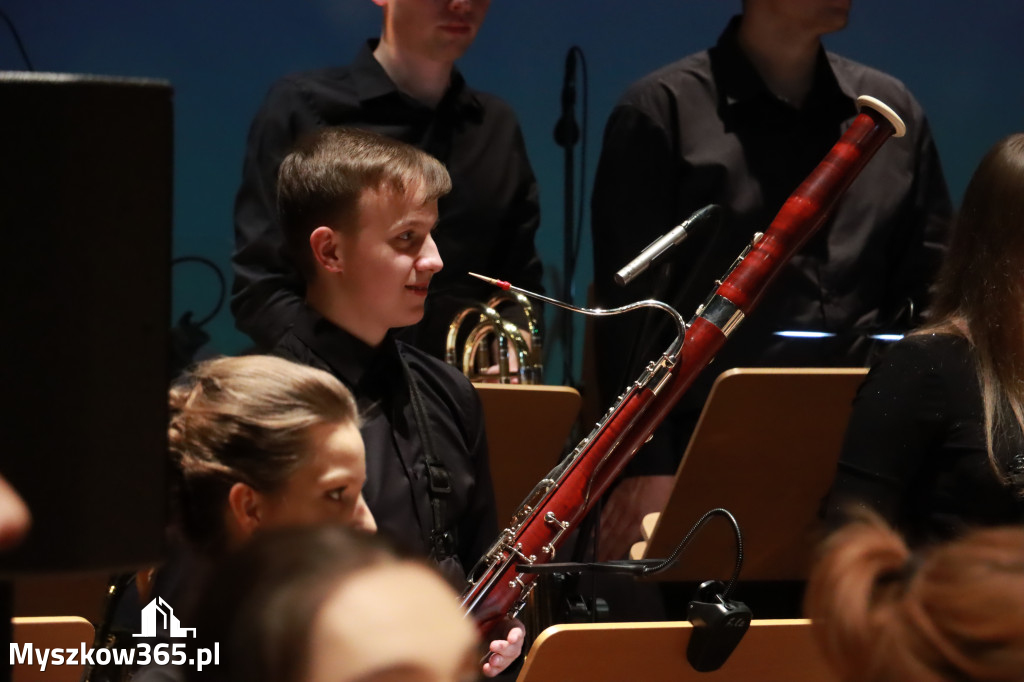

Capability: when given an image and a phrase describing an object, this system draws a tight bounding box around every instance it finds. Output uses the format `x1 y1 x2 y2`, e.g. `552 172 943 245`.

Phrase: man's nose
448 0 472 14
417 233 444 273
354 494 377 534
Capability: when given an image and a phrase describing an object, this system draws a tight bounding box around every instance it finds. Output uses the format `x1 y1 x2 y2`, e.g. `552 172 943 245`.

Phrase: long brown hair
917 133 1024 488
805 512 1024 681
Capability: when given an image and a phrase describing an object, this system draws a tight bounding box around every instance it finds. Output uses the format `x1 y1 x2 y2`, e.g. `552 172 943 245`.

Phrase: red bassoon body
462 96 907 637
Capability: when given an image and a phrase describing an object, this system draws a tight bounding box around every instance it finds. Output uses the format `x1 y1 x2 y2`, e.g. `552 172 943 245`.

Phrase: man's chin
400 308 427 327
432 36 475 61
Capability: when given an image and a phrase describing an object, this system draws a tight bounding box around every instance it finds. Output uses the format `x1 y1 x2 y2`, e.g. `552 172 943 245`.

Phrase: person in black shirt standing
591 0 952 559
273 127 522 677
232 0 543 359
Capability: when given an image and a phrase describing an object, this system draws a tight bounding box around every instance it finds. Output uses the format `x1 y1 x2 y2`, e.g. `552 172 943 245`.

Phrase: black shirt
829 334 1024 544
233 40 543 358
275 306 498 581
591 17 952 475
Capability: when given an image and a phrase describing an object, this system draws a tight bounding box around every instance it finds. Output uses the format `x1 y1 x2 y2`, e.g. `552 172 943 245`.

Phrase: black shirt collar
349 39 481 116
350 39 398 102
712 15 854 110
291 305 400 390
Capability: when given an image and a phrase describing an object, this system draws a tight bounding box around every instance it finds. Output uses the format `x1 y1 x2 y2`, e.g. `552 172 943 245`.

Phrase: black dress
828 333 1024 543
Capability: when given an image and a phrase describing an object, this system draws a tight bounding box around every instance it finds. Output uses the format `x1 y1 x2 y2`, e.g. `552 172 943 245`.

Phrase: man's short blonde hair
277 126 452 281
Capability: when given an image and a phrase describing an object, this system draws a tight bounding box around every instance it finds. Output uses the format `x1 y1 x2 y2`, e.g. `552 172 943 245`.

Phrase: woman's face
257 421 376 533
305 562 479 682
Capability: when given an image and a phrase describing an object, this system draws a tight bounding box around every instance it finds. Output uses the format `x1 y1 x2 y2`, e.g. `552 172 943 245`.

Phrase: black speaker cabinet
0 72 172 574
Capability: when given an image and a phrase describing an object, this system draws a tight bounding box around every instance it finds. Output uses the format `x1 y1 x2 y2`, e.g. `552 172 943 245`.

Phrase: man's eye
326 488 345 501
396 231 414 241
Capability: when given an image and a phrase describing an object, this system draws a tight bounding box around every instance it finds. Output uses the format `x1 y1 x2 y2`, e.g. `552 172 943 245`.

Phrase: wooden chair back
475 384 581 524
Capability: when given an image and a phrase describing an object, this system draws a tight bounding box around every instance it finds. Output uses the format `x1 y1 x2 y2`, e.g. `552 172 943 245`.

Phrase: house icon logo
133 597 197 638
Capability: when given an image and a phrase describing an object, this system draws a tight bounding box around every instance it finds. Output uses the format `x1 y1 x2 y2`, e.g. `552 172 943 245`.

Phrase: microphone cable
0 8 35 71
566 46 589 290
519 507 744 593
639 508 743 598
170 256 226 376
172 255 226 327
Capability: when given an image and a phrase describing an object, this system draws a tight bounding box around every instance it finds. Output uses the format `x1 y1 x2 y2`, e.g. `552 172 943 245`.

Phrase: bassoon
462 96 907 639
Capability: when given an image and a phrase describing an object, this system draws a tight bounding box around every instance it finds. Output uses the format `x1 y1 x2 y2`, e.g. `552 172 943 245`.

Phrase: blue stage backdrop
2 0 1021 382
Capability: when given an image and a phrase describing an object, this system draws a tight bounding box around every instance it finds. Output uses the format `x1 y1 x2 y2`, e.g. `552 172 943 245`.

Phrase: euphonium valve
445 290 543 384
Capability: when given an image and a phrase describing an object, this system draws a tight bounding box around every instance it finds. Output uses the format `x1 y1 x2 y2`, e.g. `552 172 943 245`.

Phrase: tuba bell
445 291 543 384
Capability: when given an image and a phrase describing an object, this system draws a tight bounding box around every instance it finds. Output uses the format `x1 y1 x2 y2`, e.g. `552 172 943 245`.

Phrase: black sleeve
883 114 953 323
591 102 688 476
230 80 310 349
825 340 946 527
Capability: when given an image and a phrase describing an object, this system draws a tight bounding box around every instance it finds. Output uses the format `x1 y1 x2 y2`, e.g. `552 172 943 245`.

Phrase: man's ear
227 482 265 538
309 226 345 274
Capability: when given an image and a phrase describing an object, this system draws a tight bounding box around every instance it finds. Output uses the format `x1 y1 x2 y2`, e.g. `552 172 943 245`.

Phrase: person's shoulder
397 342 476 392
875 332 970 377
826 51 926 119
272 64 355 88
905 332 973 366
258 66 358 108
273 329 331 374
461 84 521 123
607 49 714 129
464 83 509 109
273 330 303 360
397 342 484 423
897 331 969 353
618 49 712 107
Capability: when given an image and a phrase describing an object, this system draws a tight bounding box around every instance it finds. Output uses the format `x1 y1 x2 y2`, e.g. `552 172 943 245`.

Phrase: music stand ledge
516 619 838 682
632 368 867 582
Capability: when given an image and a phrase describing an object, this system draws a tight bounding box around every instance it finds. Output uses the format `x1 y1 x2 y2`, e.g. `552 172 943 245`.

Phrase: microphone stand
554 46 582 386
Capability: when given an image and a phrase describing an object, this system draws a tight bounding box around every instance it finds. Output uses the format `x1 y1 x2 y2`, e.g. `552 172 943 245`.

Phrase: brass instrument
445 291 543 384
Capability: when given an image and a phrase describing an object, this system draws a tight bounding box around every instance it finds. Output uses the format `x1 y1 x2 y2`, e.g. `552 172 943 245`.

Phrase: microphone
614 204 723 286
553 47 579 148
